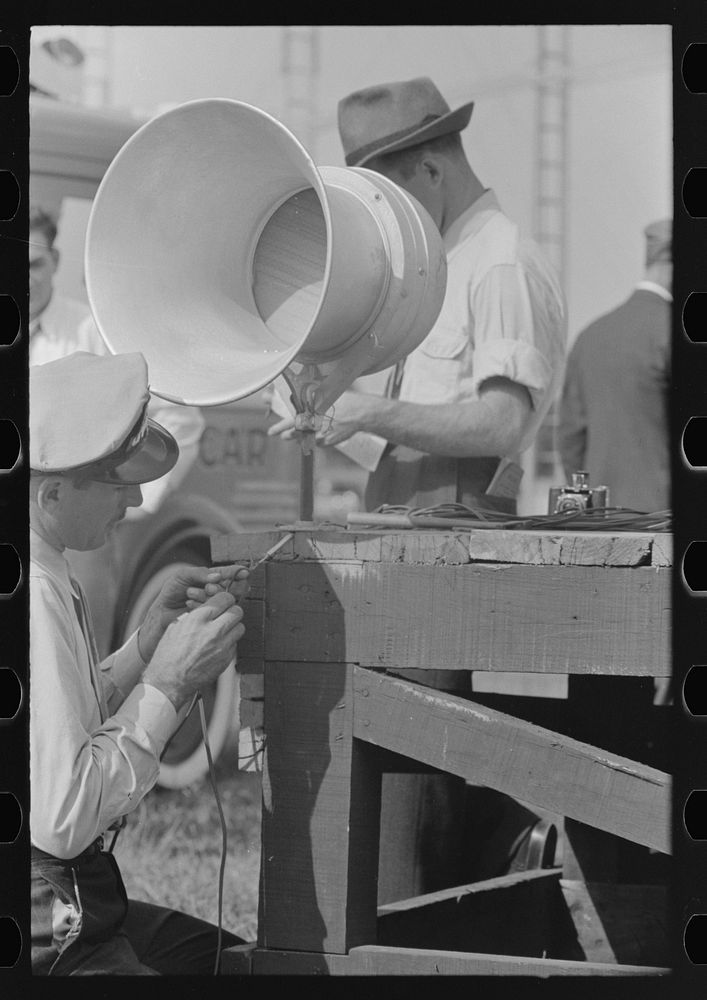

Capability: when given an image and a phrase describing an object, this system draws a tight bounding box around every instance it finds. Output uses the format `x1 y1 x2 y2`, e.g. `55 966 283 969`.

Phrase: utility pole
281 26 320 157
530 25 570 495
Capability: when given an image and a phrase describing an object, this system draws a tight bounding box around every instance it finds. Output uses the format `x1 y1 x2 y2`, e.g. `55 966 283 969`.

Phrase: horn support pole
281 364 320 525
298 436 315 524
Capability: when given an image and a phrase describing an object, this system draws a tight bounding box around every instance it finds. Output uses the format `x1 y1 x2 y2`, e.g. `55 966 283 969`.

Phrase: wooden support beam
563 820 620 882
220 942 256 974
377 868 580 959
561 880 669 967
264 561 670 676
259 662 380 954
237 945 670 976
353 668 670 853
212 527 671 570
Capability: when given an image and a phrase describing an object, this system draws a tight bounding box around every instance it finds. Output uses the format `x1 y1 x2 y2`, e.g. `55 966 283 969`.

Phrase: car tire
121 548 239 789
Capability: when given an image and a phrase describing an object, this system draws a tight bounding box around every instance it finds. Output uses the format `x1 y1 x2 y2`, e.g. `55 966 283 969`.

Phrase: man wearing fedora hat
270 76 568 903
30 351 249 974
272 76 567 515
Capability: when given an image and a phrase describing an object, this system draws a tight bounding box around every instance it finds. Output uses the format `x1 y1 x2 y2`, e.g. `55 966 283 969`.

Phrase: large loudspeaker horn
85 99 447 411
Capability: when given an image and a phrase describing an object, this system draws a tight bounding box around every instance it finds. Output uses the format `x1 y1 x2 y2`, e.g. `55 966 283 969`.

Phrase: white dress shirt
399 189 568 454
30 529 177 859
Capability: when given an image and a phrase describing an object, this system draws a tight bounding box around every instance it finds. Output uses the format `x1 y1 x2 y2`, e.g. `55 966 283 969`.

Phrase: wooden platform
212 526 672 976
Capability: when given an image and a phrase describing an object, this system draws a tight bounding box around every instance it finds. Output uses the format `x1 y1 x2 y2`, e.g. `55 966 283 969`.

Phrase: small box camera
548 471 609 515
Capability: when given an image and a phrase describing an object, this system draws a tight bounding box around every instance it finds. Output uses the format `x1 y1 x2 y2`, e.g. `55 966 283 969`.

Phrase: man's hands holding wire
266 391 376 448
142 589 245 712
137 564 249 663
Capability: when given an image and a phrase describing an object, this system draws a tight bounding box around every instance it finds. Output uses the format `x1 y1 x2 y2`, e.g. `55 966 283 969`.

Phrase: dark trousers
365 447 515 513
369 451 529 903
31 845 243 975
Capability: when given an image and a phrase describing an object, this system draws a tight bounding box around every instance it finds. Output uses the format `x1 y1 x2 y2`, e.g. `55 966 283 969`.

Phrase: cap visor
100 419 179 485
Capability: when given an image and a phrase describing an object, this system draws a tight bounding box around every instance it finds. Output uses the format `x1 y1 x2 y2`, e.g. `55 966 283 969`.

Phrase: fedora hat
30 351 179 485
338 76 474 168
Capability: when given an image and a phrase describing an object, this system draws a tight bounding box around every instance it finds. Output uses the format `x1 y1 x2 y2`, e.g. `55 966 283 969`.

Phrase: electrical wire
115 533 292 972
197 692 229 976
371 503 672 532
159 690 201 758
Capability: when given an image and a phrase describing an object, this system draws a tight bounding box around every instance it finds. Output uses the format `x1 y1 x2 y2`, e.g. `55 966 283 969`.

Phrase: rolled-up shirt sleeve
470 264 556 408
30 574 177 859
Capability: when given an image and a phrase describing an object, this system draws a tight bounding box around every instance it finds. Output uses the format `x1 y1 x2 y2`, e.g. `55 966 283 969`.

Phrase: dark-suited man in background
558 218 672 512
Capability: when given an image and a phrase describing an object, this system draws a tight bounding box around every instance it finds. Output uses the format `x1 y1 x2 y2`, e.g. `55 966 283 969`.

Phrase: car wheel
122 551 239 789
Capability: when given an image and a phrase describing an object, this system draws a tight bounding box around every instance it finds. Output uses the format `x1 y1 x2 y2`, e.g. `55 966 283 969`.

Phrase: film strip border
0 24 27 980
0 9 705 991
674 11 707 988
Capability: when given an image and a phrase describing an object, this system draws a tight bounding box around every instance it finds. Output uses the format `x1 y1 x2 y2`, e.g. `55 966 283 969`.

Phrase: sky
31 23 672 339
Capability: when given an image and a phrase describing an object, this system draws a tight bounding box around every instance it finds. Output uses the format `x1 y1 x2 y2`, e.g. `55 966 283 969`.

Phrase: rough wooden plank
561 880 669 968
471 671 568 698
377 869 577 959
220 942 256 974
466 530 658 566
265 561 671 676
259 662 380 954
248 945 670 976
378 867 560 915
211 529 292 564
352 668 671 853
651 534 673 566
214 527 672 567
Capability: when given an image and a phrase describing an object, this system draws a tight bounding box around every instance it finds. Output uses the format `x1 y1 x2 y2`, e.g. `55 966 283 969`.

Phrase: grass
113 738 262 943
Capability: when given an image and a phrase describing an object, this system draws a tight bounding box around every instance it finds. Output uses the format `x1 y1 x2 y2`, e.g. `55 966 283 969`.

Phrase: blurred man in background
29 206 95 358
29 205 206 656
558 218 672 512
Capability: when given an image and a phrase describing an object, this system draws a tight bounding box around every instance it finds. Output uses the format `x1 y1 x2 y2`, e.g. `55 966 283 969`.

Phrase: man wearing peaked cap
31 351 178 487
29 204 207 658
270 76 568 906
30 351 250 975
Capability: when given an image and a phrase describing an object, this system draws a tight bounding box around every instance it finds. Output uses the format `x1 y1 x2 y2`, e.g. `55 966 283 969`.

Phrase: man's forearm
340 382 531 457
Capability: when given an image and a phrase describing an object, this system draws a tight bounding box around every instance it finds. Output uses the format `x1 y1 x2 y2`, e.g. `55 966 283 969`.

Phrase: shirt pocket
404 323 469 404
418 323 468 361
